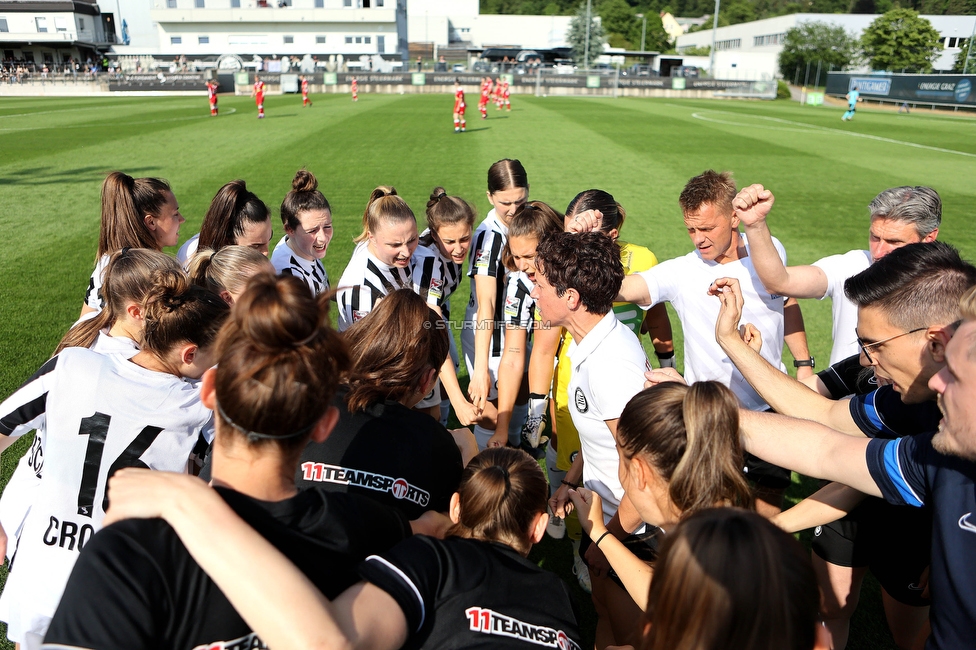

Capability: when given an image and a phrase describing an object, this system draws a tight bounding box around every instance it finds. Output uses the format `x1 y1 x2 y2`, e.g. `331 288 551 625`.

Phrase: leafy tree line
779 9 956 79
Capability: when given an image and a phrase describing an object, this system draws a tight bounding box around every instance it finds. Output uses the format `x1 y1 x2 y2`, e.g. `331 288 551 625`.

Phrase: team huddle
2 159 976 650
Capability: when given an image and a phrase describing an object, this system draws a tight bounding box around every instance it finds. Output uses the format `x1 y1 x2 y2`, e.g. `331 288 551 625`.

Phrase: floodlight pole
584 0 592 72
639 14 647 52
708 0 720 78
965 17 976 75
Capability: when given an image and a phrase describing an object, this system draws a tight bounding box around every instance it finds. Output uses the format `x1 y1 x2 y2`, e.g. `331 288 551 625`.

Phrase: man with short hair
731 281 976 650
536 232 648 650
617 169 808 515
734 184 941 367
714 241 976 650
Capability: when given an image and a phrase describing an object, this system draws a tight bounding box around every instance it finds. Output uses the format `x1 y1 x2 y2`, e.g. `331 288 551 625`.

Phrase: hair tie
215 398 317 442
121 246 131 256
436 192 447 201
210 250 218 262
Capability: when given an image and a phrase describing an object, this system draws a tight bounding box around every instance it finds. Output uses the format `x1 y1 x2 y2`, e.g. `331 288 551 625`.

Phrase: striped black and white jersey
0 348 213 645
176 233 200 266
335 242 445 331
0 331 139 563
418 230 463 318
83 254 110 312
462 209 509 362
271 236 329 297
503 271 536 331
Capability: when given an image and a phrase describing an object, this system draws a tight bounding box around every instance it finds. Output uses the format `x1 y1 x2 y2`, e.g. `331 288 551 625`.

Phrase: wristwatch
793 357 815 368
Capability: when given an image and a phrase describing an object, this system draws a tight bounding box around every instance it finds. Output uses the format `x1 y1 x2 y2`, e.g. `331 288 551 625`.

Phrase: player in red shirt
351 77 358 102
453 79 466 133
252 76 266 119
493 77 503 109
478 77 490 119
301 76 311 107
502 78 511 111
206 79 219 116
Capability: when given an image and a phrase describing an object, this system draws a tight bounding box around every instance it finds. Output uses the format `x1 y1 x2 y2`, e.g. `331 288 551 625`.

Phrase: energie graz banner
826 72 975 107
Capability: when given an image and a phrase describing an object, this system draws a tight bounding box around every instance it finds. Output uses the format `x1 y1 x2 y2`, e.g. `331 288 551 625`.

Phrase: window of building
0 18 7 32
376 0 383 5
355 36 362 43
198 35 209 43
316 35 325 43
315 0 323 6
35 17 48 32
283 35 293 43
231 0 240 7
377 34 384 51
55 16 68 32
195 0 204 7
715 38 740 51
364 36 371 44
344 0 351 5
171 36 182 44
345 36 352 43
167 0 177 7
753 33 784 46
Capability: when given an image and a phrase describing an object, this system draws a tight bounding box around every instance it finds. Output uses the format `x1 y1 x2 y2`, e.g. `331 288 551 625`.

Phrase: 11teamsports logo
465 607 580 650
192 632 265 650
300 462 430 507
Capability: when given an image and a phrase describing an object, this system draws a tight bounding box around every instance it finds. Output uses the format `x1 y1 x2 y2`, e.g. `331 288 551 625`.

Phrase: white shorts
0 456 39 563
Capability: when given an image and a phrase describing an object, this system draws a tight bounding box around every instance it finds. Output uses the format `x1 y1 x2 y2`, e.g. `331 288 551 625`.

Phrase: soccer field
1 91 975 649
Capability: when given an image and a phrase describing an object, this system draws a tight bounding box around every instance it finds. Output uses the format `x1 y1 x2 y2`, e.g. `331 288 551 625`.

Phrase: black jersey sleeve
0 355 58 437
358 535 445 634
43 521 169 650
817 353 874 399
865 434 932 508
326 492 413 557
429 429 464 514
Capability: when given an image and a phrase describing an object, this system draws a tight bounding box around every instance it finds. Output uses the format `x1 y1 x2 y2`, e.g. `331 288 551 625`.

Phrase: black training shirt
43 487 410 650
359 535 582 649
296 387 463 518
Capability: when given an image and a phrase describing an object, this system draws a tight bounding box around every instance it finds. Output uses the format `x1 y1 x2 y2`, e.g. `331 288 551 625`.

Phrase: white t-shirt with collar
813 249 871 366
637 232 787 412
567 311 649 523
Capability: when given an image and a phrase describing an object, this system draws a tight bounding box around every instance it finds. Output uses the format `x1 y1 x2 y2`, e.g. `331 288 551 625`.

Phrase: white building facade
1 0 116 65
675 13 976 79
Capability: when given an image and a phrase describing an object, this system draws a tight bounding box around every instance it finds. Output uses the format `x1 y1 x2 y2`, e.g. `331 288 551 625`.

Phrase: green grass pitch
1 91 975 649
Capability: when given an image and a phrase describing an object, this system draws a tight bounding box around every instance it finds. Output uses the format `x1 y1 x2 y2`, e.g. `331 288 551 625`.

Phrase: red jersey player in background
206 79 219 116
453 79 466 132
351 76 358 102
478 76 490 119
501 77 511 111
252 76 266 119
493 77 503 109
301 75 311 107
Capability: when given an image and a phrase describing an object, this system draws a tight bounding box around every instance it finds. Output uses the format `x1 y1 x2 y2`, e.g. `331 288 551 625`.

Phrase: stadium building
675 13 976 80
0 0 118 67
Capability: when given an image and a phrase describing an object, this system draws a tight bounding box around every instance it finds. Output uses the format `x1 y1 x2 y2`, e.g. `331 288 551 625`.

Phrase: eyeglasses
855 327 928 364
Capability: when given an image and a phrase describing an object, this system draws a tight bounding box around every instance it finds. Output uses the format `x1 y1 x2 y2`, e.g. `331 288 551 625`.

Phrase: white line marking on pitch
0 107 236 132
691 110 976 159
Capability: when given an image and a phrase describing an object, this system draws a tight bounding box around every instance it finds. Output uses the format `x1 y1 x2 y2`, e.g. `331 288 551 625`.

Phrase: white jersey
0 348 213 645
335 241 445 331
271 235 329 297
462 210 509 400
813 249 871 366
176 233 200 266
0 332 139 563
567 312 649 523
83 254 110 312
417 231 464 317
637 233 788 411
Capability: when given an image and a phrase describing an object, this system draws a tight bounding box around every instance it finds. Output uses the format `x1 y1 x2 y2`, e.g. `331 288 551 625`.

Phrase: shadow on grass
0 166 160 185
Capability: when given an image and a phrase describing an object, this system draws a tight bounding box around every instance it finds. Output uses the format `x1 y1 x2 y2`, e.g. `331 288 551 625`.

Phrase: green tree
567 2 606 66
777 21 860 79
953 40 975 73
861 9 942 72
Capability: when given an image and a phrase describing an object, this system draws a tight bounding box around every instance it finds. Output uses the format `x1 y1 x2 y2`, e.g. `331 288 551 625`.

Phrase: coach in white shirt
535 231 648 649
734 184 940 368
617 170 795 516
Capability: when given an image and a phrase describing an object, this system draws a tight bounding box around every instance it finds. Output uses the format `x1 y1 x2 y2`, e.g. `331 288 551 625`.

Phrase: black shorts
812 497 932 607
743 451 792 490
